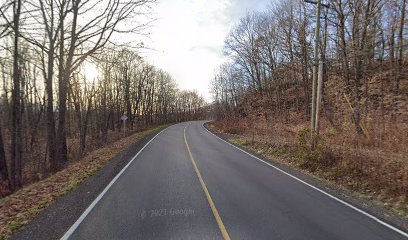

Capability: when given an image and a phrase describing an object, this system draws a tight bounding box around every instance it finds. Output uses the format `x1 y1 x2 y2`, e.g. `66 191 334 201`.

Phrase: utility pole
305 0 329 147
316 61 324 134
311 0 321 136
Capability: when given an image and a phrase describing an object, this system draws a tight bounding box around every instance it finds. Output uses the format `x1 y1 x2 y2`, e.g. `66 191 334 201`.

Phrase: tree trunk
391 0 406 122
56 0 79 168
10 0 23 190
55 17 67 169
0 120 8 183
46 41 56 172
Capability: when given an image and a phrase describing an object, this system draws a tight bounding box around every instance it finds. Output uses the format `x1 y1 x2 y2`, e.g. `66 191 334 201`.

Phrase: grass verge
208 123 408 223
0 125 167 239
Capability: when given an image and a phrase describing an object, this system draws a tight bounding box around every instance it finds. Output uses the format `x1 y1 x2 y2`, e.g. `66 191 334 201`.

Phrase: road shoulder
9 125 169 240
203 122 408 235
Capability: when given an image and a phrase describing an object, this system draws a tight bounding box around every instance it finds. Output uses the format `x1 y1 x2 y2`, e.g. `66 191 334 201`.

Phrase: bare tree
0 1 11 185
10 0 23 190
53 0 154 169
391 0 406 122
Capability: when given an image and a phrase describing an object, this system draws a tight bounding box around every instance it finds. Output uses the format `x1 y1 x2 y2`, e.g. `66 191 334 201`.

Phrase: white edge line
202 123 408 238
60 127 169 240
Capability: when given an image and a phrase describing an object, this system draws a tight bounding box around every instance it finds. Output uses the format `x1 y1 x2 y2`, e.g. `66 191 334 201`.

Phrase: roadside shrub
294 127 338 172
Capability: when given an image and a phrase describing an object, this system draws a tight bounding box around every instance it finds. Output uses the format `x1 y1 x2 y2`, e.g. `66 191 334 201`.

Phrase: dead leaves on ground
0 126 164 239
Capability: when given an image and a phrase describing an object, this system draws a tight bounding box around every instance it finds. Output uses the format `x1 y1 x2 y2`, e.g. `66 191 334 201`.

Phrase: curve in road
61 121 408 240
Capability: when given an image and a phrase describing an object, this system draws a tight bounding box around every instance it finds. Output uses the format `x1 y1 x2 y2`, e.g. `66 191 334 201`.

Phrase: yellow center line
183 124 231 240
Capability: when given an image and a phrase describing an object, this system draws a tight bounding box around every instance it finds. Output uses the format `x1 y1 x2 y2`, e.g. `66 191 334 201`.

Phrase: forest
0 0 206 196
0 0 407 238
211 0 408 216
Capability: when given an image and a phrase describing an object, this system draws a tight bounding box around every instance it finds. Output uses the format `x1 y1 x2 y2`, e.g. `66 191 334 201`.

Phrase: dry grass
0 125 166 239
210 118 408 220
0 126 155 197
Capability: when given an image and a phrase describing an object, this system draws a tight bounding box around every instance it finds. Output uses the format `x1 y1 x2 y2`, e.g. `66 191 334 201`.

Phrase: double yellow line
183 124 231 240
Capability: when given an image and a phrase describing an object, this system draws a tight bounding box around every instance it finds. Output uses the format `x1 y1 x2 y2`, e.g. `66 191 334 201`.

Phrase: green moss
67 178 80 190
8 221 22 232
230 138 247 146
28 206 39 215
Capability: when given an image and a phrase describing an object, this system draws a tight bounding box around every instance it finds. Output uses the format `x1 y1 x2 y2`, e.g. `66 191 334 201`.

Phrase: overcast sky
142 0 272 100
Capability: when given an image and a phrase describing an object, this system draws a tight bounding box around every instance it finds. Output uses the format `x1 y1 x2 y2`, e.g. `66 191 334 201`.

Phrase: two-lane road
62 121 408 240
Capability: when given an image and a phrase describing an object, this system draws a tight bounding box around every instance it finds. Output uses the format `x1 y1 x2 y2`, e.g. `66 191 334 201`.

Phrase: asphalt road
62 121 408 240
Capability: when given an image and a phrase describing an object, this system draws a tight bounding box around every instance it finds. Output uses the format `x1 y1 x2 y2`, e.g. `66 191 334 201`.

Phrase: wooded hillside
211 0 408 215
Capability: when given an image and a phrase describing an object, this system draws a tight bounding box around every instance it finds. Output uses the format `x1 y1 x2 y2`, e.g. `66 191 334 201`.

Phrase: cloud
188 45 221 54
142 0 271 100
